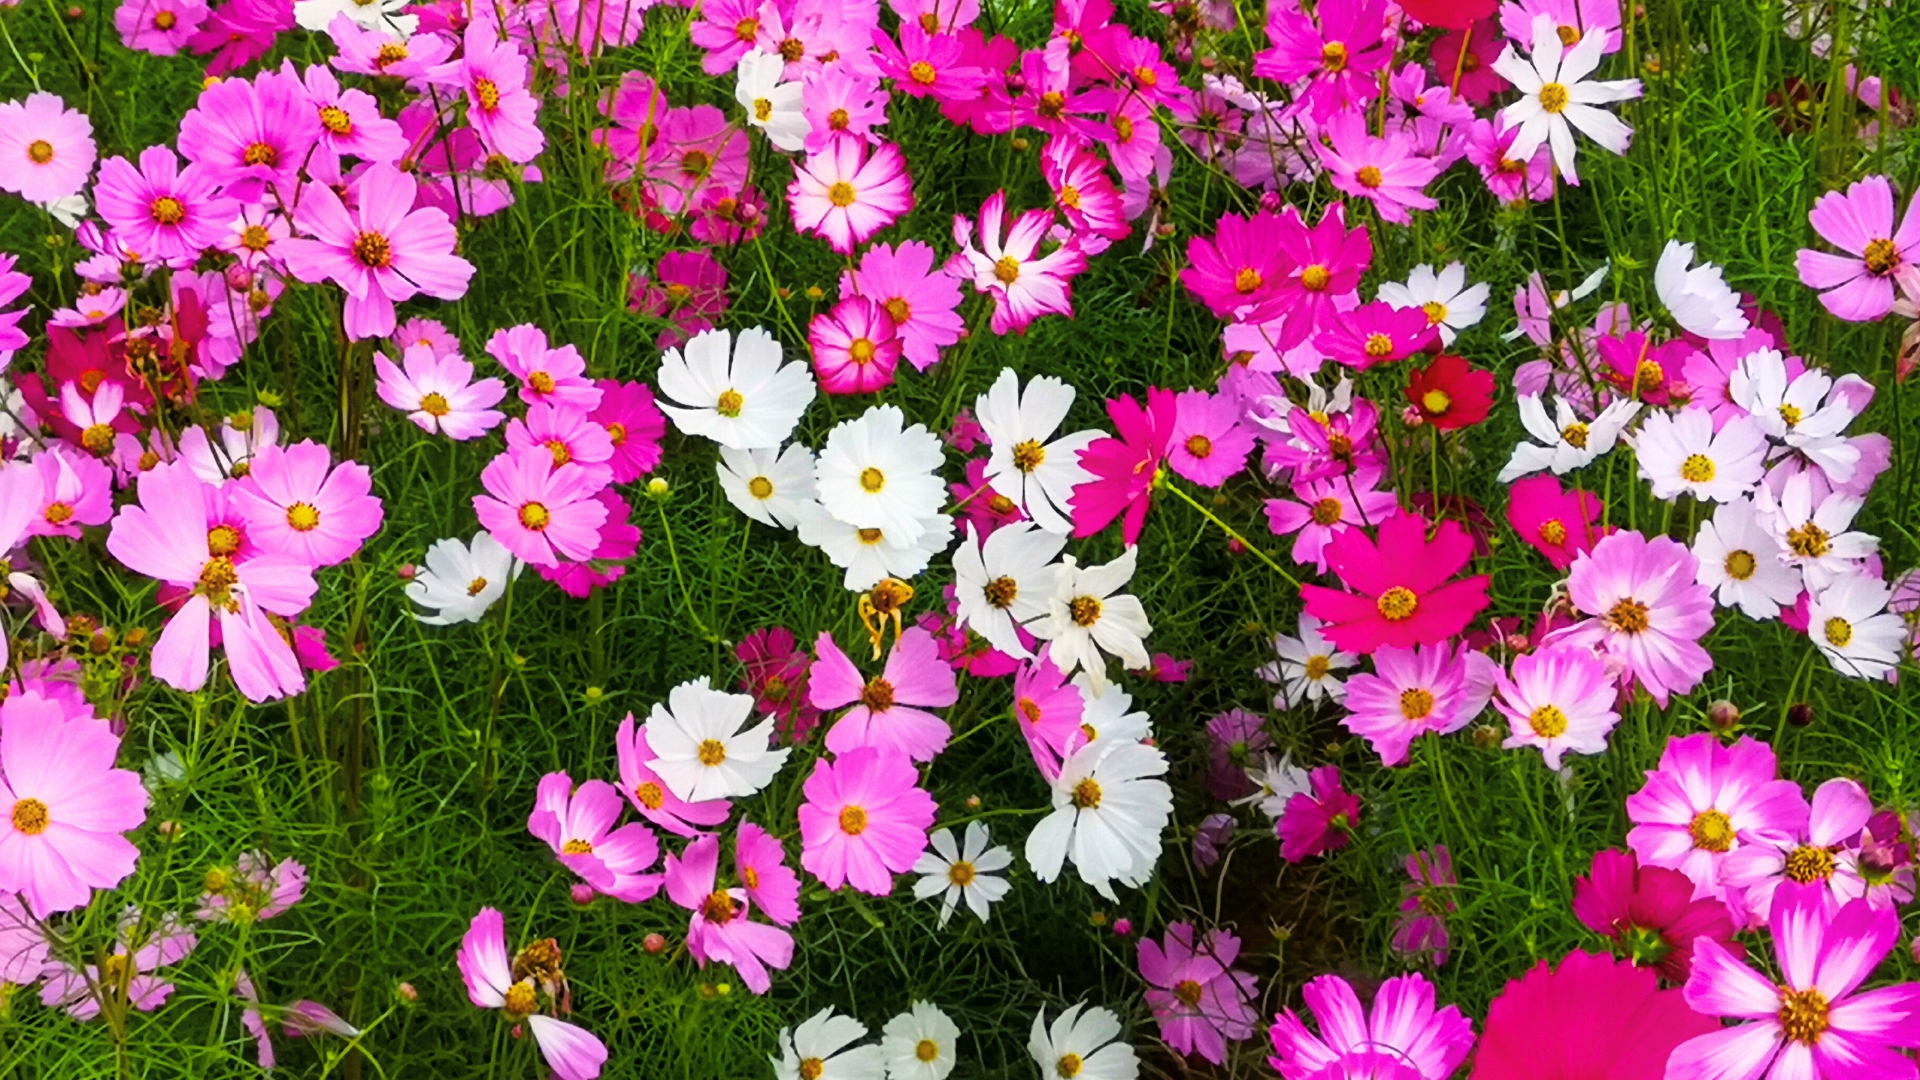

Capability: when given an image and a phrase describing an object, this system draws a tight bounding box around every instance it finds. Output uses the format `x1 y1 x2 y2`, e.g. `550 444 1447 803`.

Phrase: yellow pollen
319 105 353 135
849 337 876 364
1778 987 1830 1045
208 524 242 555
562 838 593 854
779 37 804 61
1864 238 1899 275
1399 687 1435 720
1824 617 1853 648
1173 979 1204 1007
1356 165 1383 189
1364 333 1394 358
1304 654 1332 680
994 256 1021 284
753 98 773 122
27 139 54 164
1036 91 1065 119
748 476 774 499
1725 550 1757 580
1607 598 1650 633
1539 82 1569 113
1786 523 1831 558
544 440 571 467
1185 434 1213 458
1059 184 1081 209
860 676 895 711
474 77 501 112
82 423 116 454
828 181 857 207
528 371 556 394
1300 264 1331 291
1421 300 1448 325
910 60 937 85
1528 704 1569 738
716 388 744 417
1376 586 1418 621
1012 439 1046 472
984 576 1018 609
153 8 176 27
197 555 240 606
420 392 451 417
1680 454 1716 483
859 466 885 492
1115 115 1134 142
1561 422 1590 449
503 980 538 1018
376 42 409 67
607 423 627 445
1311 497 1342 526
916 1037 941 1061
798 1059 825 1080
10 797 48 835
697 739 727 765
1321 40 1348 72
42 503 73 525
518 502 550 530
946 861 975 887
467 576 489 596
1777 403 1803 428
857 527 884 544
1072 778 1102 809
1556 23 1581 46
829 107 850 130
286 502 321 532
734 16 758 40
839 804 868 835
1539 518 1567 546
1784 845 1836 883
1057 1052 1085 1077
240 224 272 252
1689 808 1735 852
1422 389 1453 414
634 781 664 809
1069 595 1102 627
884 297 911 323
1235 267 1263 293
352 231 391 269
151 196 186 225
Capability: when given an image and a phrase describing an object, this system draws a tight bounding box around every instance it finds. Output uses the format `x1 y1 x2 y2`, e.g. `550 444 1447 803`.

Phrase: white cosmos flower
1755 471 1878 592
951 522 1064 660
1728 350 1864 483
1376 262 1490 346
1256 612 1357 707
735 50 808 152
642 677 790 803
1807 571 1907 681
1492 14 1642 185
911 822 1012 926
795 501 955 591
1027 1004 1138 1080
1070 672 1152 746
657 327 816 450
717 443 816 529
1633 409 1767 503
881 1001 961 1080
1692 497 1801 620
1025 737 1171 901
40 194 87 229
1655 241 1749 340
773 1008 885 1080
1031 548 1151 692
406 532 522 625
1499 394 1641 482
815 405 947 545
1231 752 1313 821
298 0 417 38
974 369 1098 534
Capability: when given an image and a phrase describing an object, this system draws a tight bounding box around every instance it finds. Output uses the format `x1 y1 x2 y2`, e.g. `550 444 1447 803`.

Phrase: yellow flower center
634 781 664 809
994 256 1021 284
1311 498 1343 526
985 576 1018 609
197 555 241 607
1725 550 1756 580
733 16 758 40
467 576 489 596
286 502 321 532
1376 586 1418 621
1529 704 1569 737
748 476 774 499
1421 300 1448 325
1012 439 1046 472
798 1059 825 1080
1173 978 1204 1007
1364 332 1394 358
1688 808 1735 852
529 371 556 394
716 388 744 417
1070 596 1102 627
518 502 550 530
1778 987 1830 1046
1185 434 1213 458
857 527 884 544
753 98 773 122
1556 23 1581 46
860 676 895 711
1235 267 1263 293
1304 654 1331 680
828 181 857 207
1864 238 1899 275
1539 518 1567 545
150 196 186 225
839 804 868 835
1778 403 1803 428
1606 598 1650 633
1680 454 1716 483
829 107 850 130
42 502 72 525
1059 183 1081 209
1539 82 1569 113
1824 617 1853 648
910 60 937 85
1320 40 1348 72
475 77 501 113
1422 389 1452 414
1356 165 1383 189
697 739 728 765
562 838 593 854
27 139 54 164
947 861 975 887
1561 422 1590 449
1300 264 1331 291
352 231 392 269
1057 1052 1084 1077
849 337 876 364
859 466 885 493
1072 778 1102 808
82 423 116 454
503 980 538 1018
243 141 278 166
421 392 451 417
1784 845 1836 884
209 524 242 555
1399 688 1435 720
10 797 48 835
1787 523 1831 558
319 105 353 135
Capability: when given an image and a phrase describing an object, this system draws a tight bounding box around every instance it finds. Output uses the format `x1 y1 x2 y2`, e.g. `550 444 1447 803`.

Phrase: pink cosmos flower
809 297 903 395
531 491 633 594
1262 203 1374 353
664 833 795 994
1013 646 1086 781
797 746 937 895
1009 49 1111 143
949 190 1088 335
457 909 609 1080
486 325 602 411
114 0 209 55
93 145 235 262
1505 474 1606 570
1551 530 1715 706
0 92 97 204
178 64 320 203
1684 329 1799 431
1315 113 1442 225
0 692 149 918
736 627 820 744
1492 642 1621 770
1596 330 1691 405
107 463 318 702
1795 174 1920 322
1278 765 1359 863
1625 733 1809 901
279 163 475 340
439 23 544 163
473 448 608 568
42 911 197 1018
872 24 988 101
1301 512 1492 654
843 241 965 372
1573 847 1742 981
28 447 112 540
1182 209 1287 319
1340 642 1494 766
1315 300 1441 371
506 404 616 487
1204 709 1271 800
613 713 732 837
949 455 1027 539
1465 116 1554 203
1269 972 1474 1080
1671 883 1920 1080
1253 0 1390 120
0 891 50 983
1042 137 1130 244
529 771 662 903
629 249 729 348
302 63 408 168
734 820 800 926
231 441 384 568
1498 0 1623 56
1070 386 1176 545
375 344 508 439
189 0 290 76
788 140 914 255
811 628 958 763
1264 470 1398 574
642 105 749 215
1394 845 1457 967
1166 389 1254 487
1720 777 1870 927
199 852 308 922
590 380 667 482
802 65 891 154
1475 950 1718 1080
1140 922 1259 1065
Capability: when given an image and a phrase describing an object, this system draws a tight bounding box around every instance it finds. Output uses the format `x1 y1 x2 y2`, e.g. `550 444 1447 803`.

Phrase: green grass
0 0 1917 1076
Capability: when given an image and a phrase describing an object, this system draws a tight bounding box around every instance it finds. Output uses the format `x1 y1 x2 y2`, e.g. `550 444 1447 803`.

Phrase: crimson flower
1301 512 1492 653
1406 353 1495 429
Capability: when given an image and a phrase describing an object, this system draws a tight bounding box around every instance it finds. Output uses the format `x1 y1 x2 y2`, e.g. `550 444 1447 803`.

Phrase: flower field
0 0 1917 1076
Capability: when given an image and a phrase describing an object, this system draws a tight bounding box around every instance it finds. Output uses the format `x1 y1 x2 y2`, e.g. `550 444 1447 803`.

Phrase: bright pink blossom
843 241 965 372
1269 971 1473 1080
1720 777 1871 927
232 441 384 568
1301 512 1492 654
1474 950 1718 1080
614 713 732 837
93 145 236 262
1140 923 1259 1065
1552 530 1715 706
590 380 667 482
178 64 319 203
375 345 508 439
1069 386 1175 545
114 0 208 55
797 746 936 895
809 297 902 395
486 324 602 410
1506 475 1607 570
440 22 545 163
788 140 914 254
1795 174 1920 322
1012 646 1086 780
734 820 801 926
472 448 608 568
663 833 794 994
1340 642 1496 766
1315 300 1441 371
1573 847 1743 982
1625 733 1809 901
1182 210 1287 320
1315 112 1441 225
949 190 1088 335
1277 765 1358 863
457 909 609 1079
1394 846 1455 966
811 628 957 763
1263 469 1397 573
529 771 662 902
0 692 148 918
1252 0 1391 120
1166 389 1253 487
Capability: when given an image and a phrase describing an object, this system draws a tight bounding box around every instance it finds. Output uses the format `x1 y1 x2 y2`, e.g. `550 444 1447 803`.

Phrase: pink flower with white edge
949 190 1088 336
1339 642 1496 767
788 139 914 254
663 833 795 994
1720 777 1869 928
613 712 732 838
505 404 616 488
843 240 965 372
375 344 509 439
1263 470 1399 574
811 628 958 763
0 691 148 918
231 441 385 569
1492 642 1621 771
457 909 609 1080
1042 138 1131 244
809 297 902 395
486 324 603 411
1166 388 1255 487
734 820 801 927
0 92 96 204
472 448 609 568
528 771 662 903
1550 530 1715 706
798 746 937 895
1625 733 1809 901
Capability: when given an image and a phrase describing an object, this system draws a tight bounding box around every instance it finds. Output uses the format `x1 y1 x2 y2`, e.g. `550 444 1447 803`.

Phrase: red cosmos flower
1300 511 1492 653
1505 475 1608 570
1405 353 1494 429
1572 848 1742 982
1396 0 1497 30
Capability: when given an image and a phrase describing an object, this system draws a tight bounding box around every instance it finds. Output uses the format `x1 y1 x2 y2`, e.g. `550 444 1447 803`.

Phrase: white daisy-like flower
1027 1004 1138 1080
1755 471 1879 592
1255 612 1358 707
815 405 947 545
951 522 1064 660
795 502 955 591
1633 409 1767 503
406 532 522 625
1492 14 1643 185
1692 497 1801 620
298 0 417 38
656 327 816 450
1025 737 1170 901
911 822 1012 926
1728 350 1864 483
773 1007 885 1080
1070 672 1152 746
642 677 790 803
1231 752 1313 821
735 50 808 153
1375 262 1490 346
717 443 816 529
1030 548 1152 692
880 1001 961 1080
1807 571 1907 681
974 369 1098 534
41 194 88 229
1498 394 1641 482
1654 240 1749 340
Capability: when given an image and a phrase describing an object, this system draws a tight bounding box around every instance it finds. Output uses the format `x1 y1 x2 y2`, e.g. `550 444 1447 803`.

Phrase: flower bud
398 982 419 1004
396 563 417 581
1787 702 1815 728
570 884 596 906
1111 918 1133 936
1706 700 1741 732
643 933 667 955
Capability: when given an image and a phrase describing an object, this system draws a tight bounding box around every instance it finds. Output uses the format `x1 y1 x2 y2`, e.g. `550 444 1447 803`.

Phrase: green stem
1162 479 1300 587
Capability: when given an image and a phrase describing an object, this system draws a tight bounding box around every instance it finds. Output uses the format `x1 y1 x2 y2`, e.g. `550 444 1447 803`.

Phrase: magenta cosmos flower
1070 386 1176 545
733 820 801 926
506 404 617 488
1671 883 1920 1080
107 463 319 702
0 691 149 918
788 139 913 255
114 0 208 55
844 240 965 372
736 626 820 744
1265 469 1399 574
0 92 96 204
1278 765 1359 863
1506 474 1606 570
1182 209 1288 319
280 164 475 340
1315 300 1441 371
950 190 1088 336
1042 138 1131 244
487 324 602 411
664 832 795 994
1395 846 1455 967
811 628 958 763
1340 642 1495 766
1253 0 1391 120
1472 950 1718 1080
441 22 545 164
375 344 509 440
1625 733 1808 901
797 746 936 896
1551 530 1714 706
1140 922 1259 1065
1720 777 1870 928
613 713 731 837
1300 512 1491 654
1572 848 1743 982
231 440 384 568
457 909 609 1080
809 297 902 395
1315 112 1442 225
1166 389 1254 487
590 380 667 482
93 145 235 262
528 771 662 903
1269 972 1474 1080
1795 175 1920 323
473 447 609 568
177 64 320 203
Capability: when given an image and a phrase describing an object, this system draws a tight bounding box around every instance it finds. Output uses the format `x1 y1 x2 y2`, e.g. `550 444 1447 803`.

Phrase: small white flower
1654 241 1749 340
642 677 790 803
717 443 816 529
39 194 87 229
177 406 280 483
1633 410 1768 503
1070 672 1152 746
1692 497 1802 620
1231 752 1313 821
1755 471 1879 592
406 532 522 625
1027 1004 1138 1080
656 327 816 450
735 50 809 152
796 501 955 591
1031 548 1151 692
1376 262 1490 345
951 522 1064 660
773 1008 885 1080
815 406 947 545
1025 737 1171 901
881 1001 961 1080
298 0 417 38
1256 612 1357 707
1492 14 1643 185
1807 571 1907 681
974 369 1098 534
911 822 1012 926
1499 394 1640 482
1728 350 1864 483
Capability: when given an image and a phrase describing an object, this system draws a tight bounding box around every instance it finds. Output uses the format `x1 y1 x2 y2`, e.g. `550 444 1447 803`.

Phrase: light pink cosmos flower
28 446 112 540
798 746 937 895
1012 646 1086 781
1264 469 1398 574
843 240 965 372
809 297 902 395
178 64 320 203
734 820 801 926
107 463 318 702
506 404 616 488
1720 777 1869 928
1268 972 1475 1080
1166 388 1255 487
1794 177 1920 322
231 441 384 568
42 911 196 1018
93 145 236 262
529 771 662 903
472 447 609 568
1394 846 1455 967
1141 922 1259 1065
788 139 914 254
1550 530 1715 706
663 833 795 995
0 92 97 204
457 908 609 1080
302 63 408 168
486 324 603 410
950 190 1088 336
437 22 545 163
375 344 508 439
0 891 50 984
811 628 958 763
1314 112 1442 225
613 713 732 837
327 16 455 79
1340 642 1496 767
1465 116 1554 203
1671 883 1920 1080
1625 733 1808 901
640 105 749 214
279 163 475 340
1492 642 1621 770
114 0 208 55
801 65 890 154
0 692 148 918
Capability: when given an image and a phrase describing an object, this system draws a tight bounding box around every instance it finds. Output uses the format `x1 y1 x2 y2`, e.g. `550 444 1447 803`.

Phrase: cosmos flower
811 628 957 762
92 145 235 262
1301 512 1492 654
1140 922 1259 1065
1492 14 1642 185
613 713 732 837
375 345 509 440
1377 262 1490 346
718 444 817 529
809 297 903 395
976 369 1098 534
1573 847 1743 981
1656 240 1750 339
457 909 608 1080
815 405 947 545
1026 736 1171 901
1552 530 1715 706
472 448 608 568
843 240 965 372
0 92 97 204
1473 950 1719 1080
1340 642 1496 767
772 1008 885 1080
1492 643 1621 770
1692 497 1802 620
1032 548 1153 691
1069 387 1176 546
1269 972 1474 1080
1498 394 1641 481
1795 174 1920 322
1634 410 1768 503
949 190 1088 336
881 1001 961 1080
1277 766 1359 863
910 822 1012 926
656 327 816 449
642 677 790 803
788 140 914 254
1625 733 1808 901
797 746 937 895
0 692 149 918
232 440 384 569
406 532 522 625
1028 1004 1138 1080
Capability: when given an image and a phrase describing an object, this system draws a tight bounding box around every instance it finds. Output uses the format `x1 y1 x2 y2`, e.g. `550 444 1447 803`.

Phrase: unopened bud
1402 405 1426 427
1706 700 1741 732
1788 702 1815 728
646 477 670 498
1010 137 1029 152
398 982 419 1004
225 264 254 292
964 794 981 809
1472 724 1502 750
157 819 181 839
569 884 596 906
396 563 417 581
1111 918 1132 935
643 933 667 955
